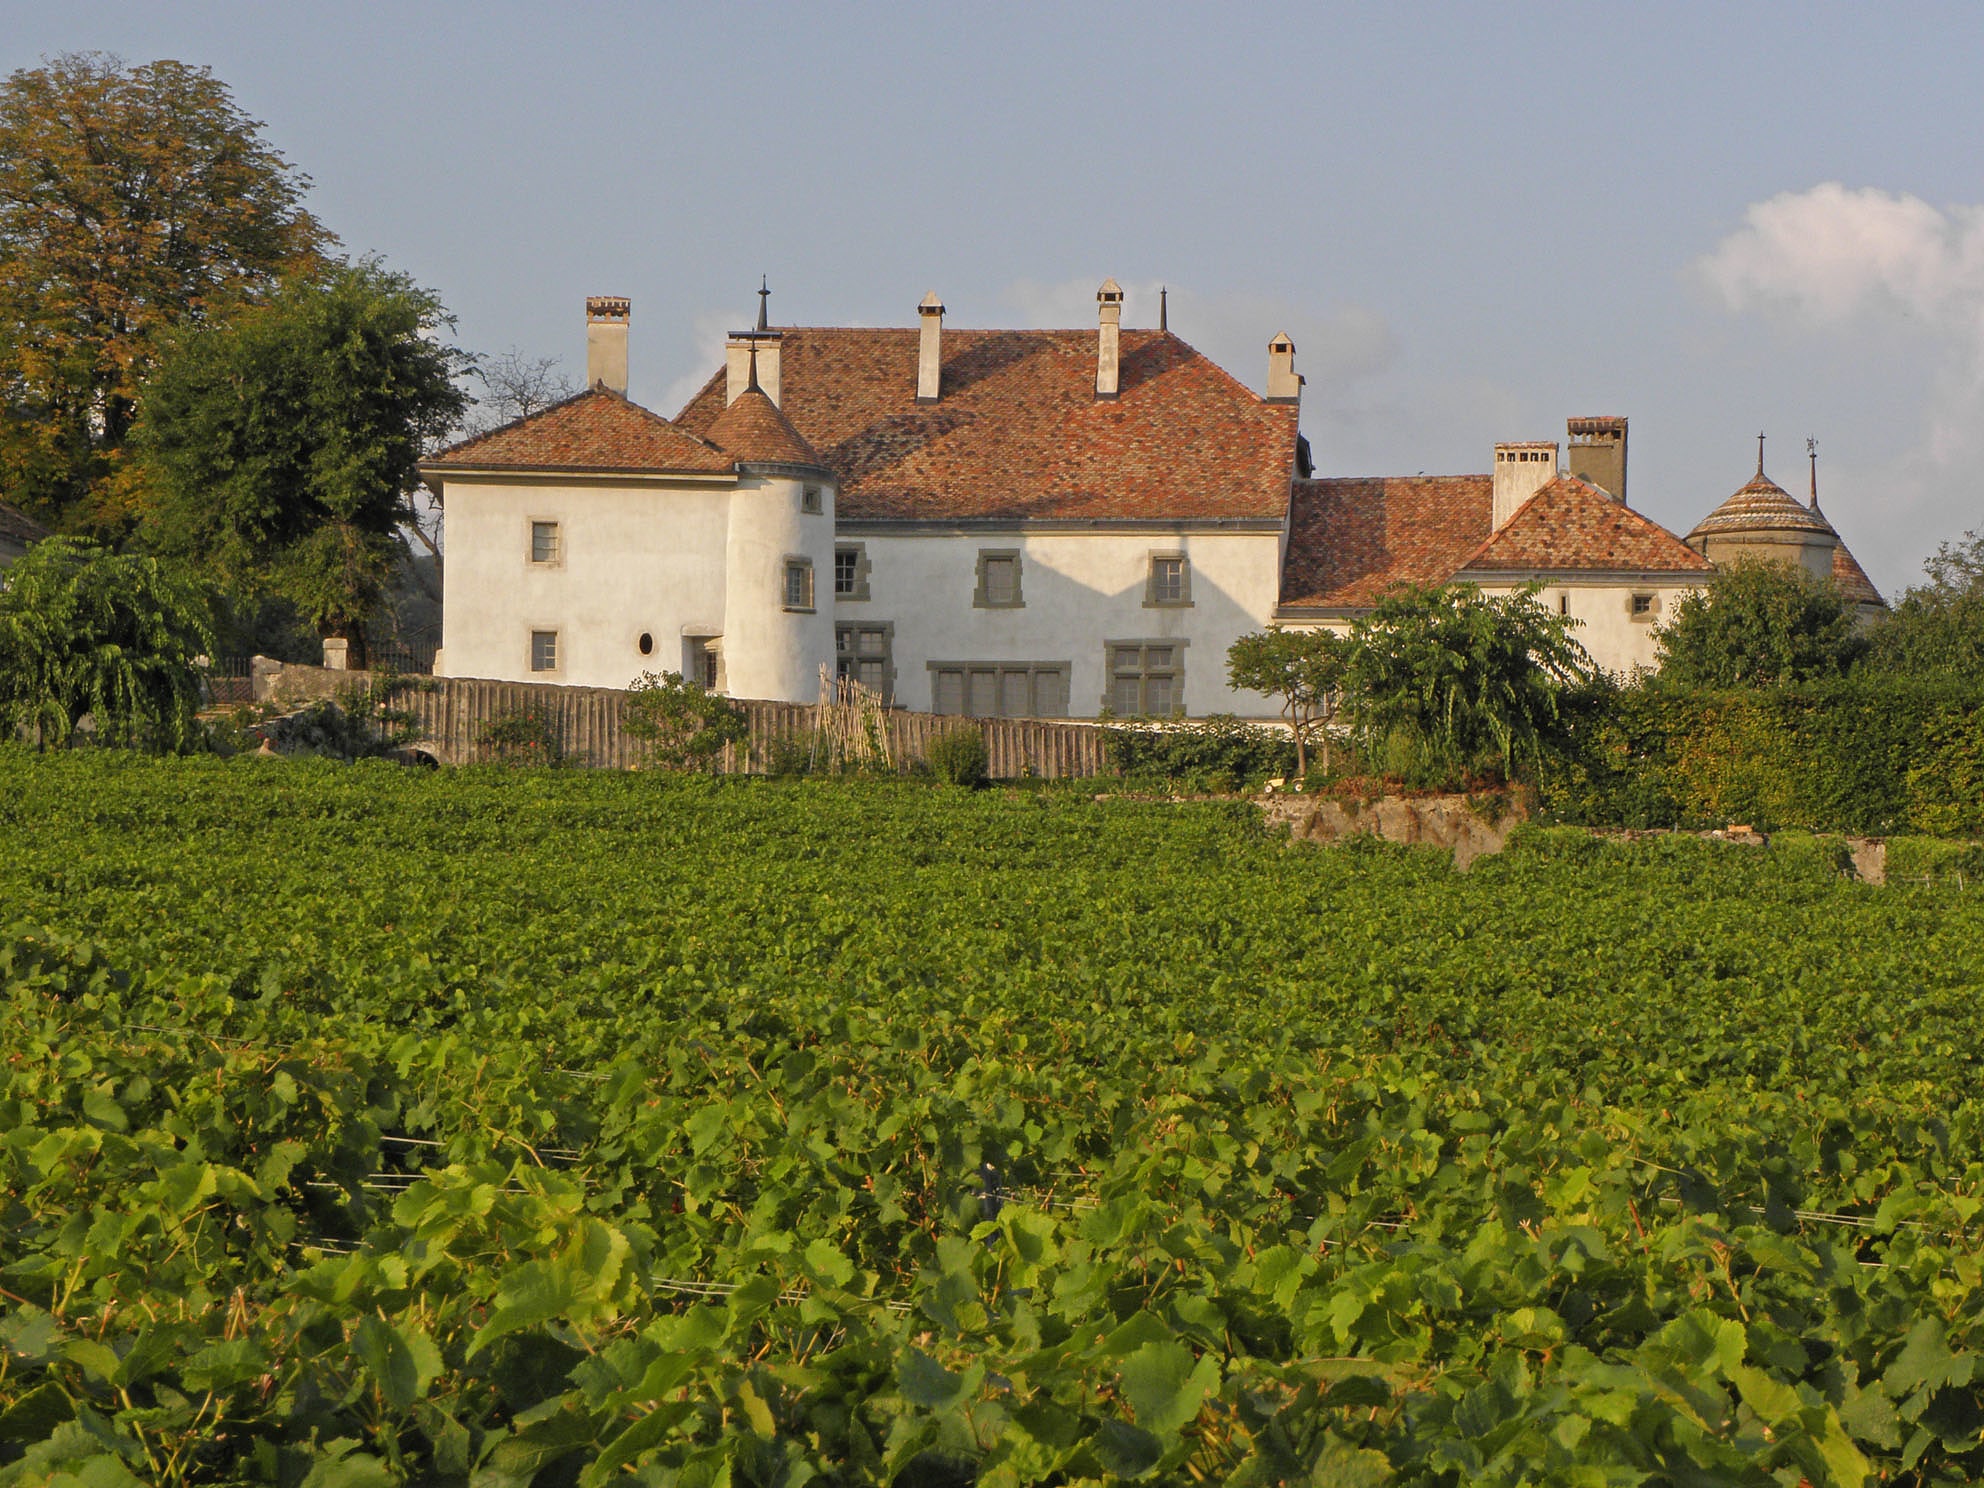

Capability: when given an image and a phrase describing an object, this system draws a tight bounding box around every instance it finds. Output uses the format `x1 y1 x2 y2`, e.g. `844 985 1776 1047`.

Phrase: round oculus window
637 632 654 656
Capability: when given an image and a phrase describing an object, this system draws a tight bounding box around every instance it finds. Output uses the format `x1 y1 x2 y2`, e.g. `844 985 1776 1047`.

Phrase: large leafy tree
0 52 330 533
137 261 469 668
1864 529 1984 679
1226 626 1352 777
1345 581 1592 784
1654 558 1863 687
0 534 213 750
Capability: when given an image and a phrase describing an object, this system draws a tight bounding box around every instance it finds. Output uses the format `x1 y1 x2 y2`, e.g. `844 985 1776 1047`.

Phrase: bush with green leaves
0 535 214 751
1100 713 1293 792
475 706 566 767
1864 528 1984 680
1655 557 1863 686
623 670 748 772
1344 581 1592 787
1225 626 1351 777
924 724 989 787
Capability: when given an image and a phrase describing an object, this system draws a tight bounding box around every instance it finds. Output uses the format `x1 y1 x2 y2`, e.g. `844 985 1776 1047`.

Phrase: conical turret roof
705 385 827 469
1687 470 1837 541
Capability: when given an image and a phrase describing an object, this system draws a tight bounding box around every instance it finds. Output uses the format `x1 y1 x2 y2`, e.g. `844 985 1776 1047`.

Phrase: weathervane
1808 436 1820 511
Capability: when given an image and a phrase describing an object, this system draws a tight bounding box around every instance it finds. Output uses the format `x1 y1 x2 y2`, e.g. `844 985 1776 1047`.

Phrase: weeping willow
0 537 215 751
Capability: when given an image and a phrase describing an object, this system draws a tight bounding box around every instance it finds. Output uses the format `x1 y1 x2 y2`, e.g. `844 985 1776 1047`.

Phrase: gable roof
703 385 826 469
1460 475 1712 575
0 498 47 548
1278 475 1493 609
425 386 734 475
673 327 1299 522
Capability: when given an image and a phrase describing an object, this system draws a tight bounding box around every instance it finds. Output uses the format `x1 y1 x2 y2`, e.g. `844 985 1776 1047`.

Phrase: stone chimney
726 279 783 406
586 296 630 395
1095 277 1123 399
917 291 944 403
1266 333 1302 403
1492 441 1559 531
1567 416 1628 504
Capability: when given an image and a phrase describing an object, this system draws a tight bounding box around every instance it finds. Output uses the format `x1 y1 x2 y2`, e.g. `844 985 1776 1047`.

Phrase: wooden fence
257 666 1111 779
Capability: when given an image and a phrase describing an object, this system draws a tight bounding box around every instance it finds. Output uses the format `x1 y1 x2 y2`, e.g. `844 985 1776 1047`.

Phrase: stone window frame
801 485 824 515
928 660 1071 719
1103 638 1188 717
836 621 897 703
683 632 724 692
528 627 561 675
527 516 563 569
833 543 872 602
1143 551 1193 608
781 555 816 613
1628 591 1660 623
973 548 1024 609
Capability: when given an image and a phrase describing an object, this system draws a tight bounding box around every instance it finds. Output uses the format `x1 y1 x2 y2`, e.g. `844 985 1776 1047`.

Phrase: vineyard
6 752 1984 1486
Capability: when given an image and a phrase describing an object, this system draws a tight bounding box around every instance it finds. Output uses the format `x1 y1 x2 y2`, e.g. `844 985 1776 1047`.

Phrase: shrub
1100 714 1293 792
925 725 989 787
623 670 747 772
476 707 566 767
1654 557 1862 686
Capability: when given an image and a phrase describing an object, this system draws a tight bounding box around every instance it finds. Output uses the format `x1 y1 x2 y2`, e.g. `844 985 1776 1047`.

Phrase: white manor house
419 285 1883 717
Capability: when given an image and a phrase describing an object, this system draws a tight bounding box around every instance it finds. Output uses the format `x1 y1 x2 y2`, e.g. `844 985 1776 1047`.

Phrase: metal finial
1756 431 1766 476
745 341 761 394
756 277 770 334
1159 286 1168 333
1808 436 1820 509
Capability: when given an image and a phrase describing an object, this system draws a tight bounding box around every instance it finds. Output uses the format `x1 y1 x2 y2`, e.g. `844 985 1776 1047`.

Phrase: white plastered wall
438 475 736 692
720 472 836 702
836 528 1285 717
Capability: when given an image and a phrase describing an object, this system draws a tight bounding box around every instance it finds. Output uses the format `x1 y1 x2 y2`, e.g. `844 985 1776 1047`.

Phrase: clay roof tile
1461 475 1713 575
704 386 826 468
423 386 734 475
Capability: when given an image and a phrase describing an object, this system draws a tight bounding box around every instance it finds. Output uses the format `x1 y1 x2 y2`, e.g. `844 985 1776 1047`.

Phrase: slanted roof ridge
1459 473 1712 574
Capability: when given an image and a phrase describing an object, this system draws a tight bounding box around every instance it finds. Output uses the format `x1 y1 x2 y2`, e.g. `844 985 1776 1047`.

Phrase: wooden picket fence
258 665 1110 779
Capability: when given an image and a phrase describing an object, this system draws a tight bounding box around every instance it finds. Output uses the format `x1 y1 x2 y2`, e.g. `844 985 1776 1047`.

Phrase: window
1557 593 1570 616
638 631 654 656
833 544 870 601
973 549 1023 609
529 520 561 565
836 623 895 701
929 662 1069 718
802 486 823 514
686 637 721 690
1629 592 1658 621
1145 553 1191 607
782 557 815 611
529 630 559 673
1106 642 1185 716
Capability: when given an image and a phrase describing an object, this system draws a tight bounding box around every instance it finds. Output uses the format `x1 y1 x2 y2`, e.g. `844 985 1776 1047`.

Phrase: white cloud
1698 185 1984 579
658 311 735 417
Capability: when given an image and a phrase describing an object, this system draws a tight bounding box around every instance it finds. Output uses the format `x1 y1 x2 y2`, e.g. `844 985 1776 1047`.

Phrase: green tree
1864 529 1984 679
0 52 331 533
1345 581 1593 785
136 261 469 668
624 670 749 772
1654 558 1863 687
1226 625 1352 777
0 534 213 749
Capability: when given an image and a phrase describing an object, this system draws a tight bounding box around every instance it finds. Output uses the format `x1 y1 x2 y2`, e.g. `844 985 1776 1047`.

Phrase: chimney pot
917 291 944 403
586 295 630 395
1266 333 1302 403
1095 277 1123 399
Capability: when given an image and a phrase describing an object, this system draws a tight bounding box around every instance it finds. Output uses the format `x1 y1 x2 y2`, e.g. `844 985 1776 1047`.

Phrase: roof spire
756 276 770 335
1159 286 1168 333
1808 436 1820 510
1757 431 1766 476
745 340 761 395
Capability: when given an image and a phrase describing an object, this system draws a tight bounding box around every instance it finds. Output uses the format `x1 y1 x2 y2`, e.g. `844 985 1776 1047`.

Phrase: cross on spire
1756 431 1766 475
756 276 770 334
1808 436 1820 510
745 341 761 394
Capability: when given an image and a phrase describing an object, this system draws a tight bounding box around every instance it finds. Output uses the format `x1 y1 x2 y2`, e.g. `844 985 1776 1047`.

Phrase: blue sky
6 1 1982 593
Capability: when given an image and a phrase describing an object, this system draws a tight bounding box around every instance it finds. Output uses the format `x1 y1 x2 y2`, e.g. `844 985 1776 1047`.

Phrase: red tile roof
703 386 826 469
673 327 1300 521
1460 476 1711 575
1831 541 1886 608
1278 475 1493 609
0 498 47 548
425 386 734 475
